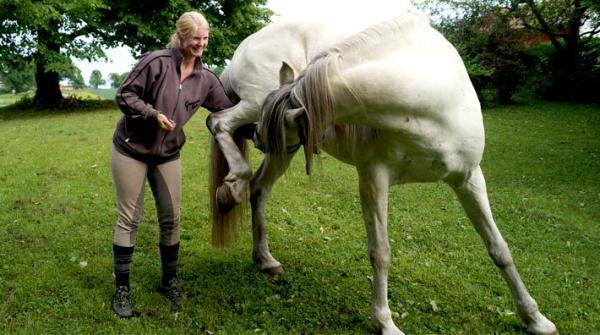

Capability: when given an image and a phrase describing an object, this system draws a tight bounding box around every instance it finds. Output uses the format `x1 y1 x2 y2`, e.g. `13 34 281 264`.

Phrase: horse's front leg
206 102 258 211
450 166 558 335
249 152 296 275
358 165 404 335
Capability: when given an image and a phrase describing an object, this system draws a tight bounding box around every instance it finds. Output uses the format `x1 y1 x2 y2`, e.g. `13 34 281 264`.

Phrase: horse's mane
290 51 337 174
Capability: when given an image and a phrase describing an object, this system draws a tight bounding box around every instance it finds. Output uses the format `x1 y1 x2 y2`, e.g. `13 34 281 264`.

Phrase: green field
0 100 598 334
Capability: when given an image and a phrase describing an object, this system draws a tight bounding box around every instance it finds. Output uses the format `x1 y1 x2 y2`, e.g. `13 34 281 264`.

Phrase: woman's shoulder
200 64 221 81
139 49 175 64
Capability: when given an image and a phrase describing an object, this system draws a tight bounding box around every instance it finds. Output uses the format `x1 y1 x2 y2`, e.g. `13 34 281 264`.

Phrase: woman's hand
157 113 176 131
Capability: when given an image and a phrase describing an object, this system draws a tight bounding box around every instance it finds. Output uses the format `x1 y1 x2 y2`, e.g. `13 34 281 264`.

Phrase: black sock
113 244 134 288
159 242 179 286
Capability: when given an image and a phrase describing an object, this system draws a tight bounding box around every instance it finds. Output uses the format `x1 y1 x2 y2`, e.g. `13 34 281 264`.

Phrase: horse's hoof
527 319 559 335
216 185 237 214
261 265 284 276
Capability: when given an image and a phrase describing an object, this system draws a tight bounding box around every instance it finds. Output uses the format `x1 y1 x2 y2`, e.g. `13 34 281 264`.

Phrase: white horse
208 10 558 335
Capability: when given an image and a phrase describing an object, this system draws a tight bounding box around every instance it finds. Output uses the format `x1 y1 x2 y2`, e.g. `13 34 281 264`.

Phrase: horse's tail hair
208 132 247 248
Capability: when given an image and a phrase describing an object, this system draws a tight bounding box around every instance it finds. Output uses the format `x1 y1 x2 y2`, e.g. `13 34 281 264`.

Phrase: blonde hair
167 11 210 48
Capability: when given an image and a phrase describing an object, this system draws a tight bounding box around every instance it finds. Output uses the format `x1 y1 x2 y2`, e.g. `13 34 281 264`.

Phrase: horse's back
221 20 365 106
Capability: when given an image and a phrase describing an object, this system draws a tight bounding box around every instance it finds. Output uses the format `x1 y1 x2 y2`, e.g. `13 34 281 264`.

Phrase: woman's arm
115 53 161 119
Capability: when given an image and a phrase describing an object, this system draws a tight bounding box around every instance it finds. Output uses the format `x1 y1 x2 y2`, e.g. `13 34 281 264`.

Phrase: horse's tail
208 132 248 248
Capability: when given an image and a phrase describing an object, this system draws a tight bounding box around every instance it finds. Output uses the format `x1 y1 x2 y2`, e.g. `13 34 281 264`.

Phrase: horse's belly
322 125 483 184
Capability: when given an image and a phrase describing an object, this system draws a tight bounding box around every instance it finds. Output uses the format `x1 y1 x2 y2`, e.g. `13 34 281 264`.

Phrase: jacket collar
172 48 203 74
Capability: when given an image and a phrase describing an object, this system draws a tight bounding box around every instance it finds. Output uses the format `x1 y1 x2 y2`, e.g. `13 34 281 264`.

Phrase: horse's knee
206 113 227 134
368 246 391 270
488 240 513 268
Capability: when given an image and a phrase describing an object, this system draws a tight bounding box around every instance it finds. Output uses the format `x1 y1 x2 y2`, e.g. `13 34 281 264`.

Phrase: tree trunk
32 25 63 108
547 48 579 101
33 62 63 107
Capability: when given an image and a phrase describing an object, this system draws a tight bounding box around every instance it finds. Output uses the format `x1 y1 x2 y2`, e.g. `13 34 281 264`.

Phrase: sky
73 0 415 87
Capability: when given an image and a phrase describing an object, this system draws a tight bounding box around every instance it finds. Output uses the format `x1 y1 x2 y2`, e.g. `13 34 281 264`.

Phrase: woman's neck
180 54 196 83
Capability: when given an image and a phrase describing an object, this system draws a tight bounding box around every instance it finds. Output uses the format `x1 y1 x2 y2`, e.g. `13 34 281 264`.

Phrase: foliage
60 64 85 89
96 0 271 66
0 58 35 93
0 101 598 334
420 0 531 103
418 0 600 103
0 0 272 107
108 72 128 88
512 0 600 102
2 93 115 112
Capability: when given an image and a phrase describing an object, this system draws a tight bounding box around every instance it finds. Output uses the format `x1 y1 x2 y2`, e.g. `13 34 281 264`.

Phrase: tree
0 0 272 108
61 65 85 89
68 72 85 89
512 0 600 102
421 1 533 103
89 70 106 89
419 0 600 103
108 72 128 88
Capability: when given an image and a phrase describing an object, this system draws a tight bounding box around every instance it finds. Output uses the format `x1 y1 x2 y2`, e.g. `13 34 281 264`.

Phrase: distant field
83 88 118 100
63 88 117 100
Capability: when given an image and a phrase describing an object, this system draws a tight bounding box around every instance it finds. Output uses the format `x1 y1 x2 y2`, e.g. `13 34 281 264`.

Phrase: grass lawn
0 100 598 334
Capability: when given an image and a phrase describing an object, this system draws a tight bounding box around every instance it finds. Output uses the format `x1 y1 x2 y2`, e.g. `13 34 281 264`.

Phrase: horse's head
255 62 309 163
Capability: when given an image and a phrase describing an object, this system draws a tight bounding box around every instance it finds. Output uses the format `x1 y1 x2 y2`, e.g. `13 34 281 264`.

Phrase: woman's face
181 26 209 58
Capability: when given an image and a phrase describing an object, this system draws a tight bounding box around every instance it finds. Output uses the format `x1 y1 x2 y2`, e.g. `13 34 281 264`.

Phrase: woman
110 11 234 317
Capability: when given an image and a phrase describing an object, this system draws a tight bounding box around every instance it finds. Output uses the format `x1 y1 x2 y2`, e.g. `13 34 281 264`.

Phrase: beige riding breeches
110 145 181 247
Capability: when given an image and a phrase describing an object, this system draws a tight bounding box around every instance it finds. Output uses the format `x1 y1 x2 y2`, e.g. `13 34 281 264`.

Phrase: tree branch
522 0 565 51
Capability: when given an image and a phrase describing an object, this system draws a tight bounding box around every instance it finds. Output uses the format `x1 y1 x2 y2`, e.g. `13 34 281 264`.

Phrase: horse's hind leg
449 166 558 335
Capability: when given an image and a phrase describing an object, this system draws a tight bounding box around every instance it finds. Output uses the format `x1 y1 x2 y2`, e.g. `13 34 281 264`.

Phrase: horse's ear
279 61 295 86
